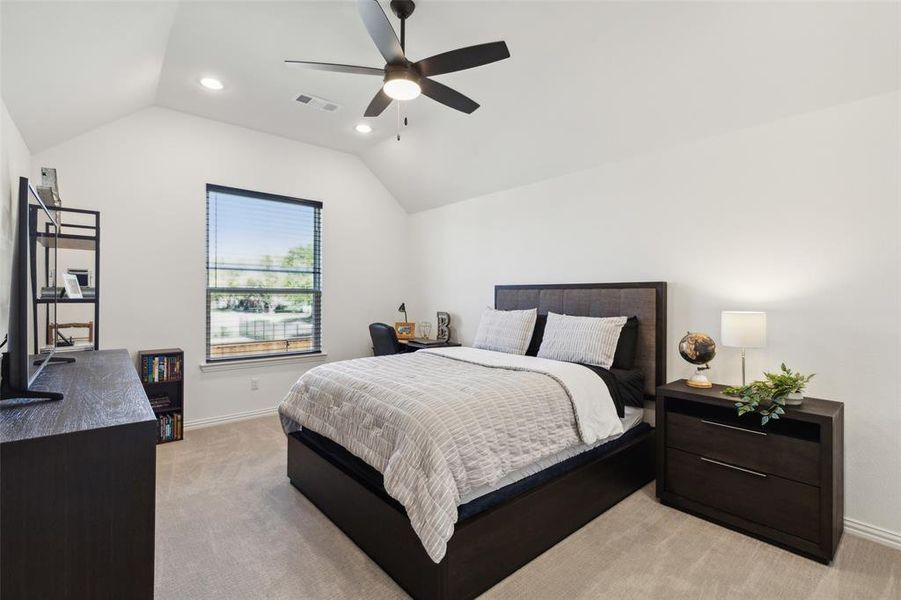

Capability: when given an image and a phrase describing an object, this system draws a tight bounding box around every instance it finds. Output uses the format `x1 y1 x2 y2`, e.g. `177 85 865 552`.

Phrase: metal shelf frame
30 204 101 353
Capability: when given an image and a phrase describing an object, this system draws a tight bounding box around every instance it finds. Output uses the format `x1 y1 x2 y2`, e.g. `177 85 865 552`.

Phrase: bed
282 282 666 599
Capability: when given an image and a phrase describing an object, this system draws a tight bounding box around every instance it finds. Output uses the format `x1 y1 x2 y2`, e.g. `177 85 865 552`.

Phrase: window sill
199 352 327 373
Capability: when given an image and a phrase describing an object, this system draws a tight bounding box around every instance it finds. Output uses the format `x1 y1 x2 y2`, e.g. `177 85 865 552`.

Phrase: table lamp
721 311 766 385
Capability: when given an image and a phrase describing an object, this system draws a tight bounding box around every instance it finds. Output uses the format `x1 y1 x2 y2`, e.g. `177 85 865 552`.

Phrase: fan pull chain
395 104 410 142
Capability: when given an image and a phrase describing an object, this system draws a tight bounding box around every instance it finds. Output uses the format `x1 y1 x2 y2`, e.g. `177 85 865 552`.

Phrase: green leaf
770 413 779 420
761 415 770 426
775 407 785 415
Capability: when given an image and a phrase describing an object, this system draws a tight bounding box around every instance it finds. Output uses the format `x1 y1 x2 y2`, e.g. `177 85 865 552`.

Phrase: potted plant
764 363 814 406
724 364 814 425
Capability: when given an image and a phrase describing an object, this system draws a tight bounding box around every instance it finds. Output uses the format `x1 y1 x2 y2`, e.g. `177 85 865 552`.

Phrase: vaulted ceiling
3 1 898 212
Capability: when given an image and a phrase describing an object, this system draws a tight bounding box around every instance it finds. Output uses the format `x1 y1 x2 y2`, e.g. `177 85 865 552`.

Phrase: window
206 185 322 361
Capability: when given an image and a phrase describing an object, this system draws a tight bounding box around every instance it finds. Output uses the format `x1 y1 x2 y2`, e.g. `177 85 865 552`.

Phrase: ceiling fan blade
415 41 510 77
419 78 479 114
356 0 405 65
284 60 384 76
364 88 393 117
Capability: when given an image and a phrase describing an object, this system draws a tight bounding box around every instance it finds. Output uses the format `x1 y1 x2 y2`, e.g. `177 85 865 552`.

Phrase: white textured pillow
537 312 628 368
472 307 537 355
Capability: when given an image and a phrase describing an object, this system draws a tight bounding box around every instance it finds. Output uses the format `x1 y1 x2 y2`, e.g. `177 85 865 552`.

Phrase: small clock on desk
656 380 844 564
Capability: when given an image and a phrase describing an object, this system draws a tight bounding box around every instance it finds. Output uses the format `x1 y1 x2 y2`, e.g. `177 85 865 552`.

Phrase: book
40 286 65 298
143 354 183 383
149 395 170 410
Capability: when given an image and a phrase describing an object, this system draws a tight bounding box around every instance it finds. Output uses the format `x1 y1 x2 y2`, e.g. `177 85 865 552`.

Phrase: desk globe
679 331 716 388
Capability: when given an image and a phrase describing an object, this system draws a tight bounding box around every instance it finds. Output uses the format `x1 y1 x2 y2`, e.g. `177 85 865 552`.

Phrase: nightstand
656 380 844 563
399 340 462 351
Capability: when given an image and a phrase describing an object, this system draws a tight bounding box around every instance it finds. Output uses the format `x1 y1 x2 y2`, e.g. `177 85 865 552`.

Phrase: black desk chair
369 322 405 356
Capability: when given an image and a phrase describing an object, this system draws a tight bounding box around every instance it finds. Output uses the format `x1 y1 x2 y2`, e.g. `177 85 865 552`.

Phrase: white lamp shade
721 311 767 348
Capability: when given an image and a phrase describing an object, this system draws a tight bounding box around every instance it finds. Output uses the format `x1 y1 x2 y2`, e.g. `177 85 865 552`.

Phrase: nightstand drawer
666 448 820 543
666 411 820 485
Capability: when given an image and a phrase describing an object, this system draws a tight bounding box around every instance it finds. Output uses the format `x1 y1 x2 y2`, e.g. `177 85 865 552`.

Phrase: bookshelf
137 348 184 444
30 204 101 353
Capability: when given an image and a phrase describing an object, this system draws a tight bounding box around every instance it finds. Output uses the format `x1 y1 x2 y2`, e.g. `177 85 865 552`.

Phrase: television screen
30 197 60 383
1 177 62 401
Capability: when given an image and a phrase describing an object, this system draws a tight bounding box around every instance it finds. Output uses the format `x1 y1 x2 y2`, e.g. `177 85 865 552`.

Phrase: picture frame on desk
62 273 83 299
395 321 415 340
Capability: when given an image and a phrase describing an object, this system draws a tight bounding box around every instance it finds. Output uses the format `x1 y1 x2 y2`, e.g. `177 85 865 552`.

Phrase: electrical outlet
250 377 259 391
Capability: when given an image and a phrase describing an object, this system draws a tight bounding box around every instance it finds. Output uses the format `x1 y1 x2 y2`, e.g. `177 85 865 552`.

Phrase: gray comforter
279 346 622 563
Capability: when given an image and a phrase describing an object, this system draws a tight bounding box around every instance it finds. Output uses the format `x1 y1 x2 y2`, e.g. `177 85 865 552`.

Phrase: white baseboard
184 406 279 430
845 517 901 551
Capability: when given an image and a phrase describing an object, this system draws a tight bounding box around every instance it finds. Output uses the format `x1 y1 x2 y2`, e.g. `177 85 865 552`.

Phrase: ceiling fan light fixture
284 0 510 117
383 73 421 101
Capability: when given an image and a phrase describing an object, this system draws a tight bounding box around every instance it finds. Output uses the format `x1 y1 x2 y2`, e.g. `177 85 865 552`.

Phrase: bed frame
287 282 667 599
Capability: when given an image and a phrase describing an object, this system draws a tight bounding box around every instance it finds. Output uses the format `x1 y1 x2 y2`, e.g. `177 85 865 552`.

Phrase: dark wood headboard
494 282 667 397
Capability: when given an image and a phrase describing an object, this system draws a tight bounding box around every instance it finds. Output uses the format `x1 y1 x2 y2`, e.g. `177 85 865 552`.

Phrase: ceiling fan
285 0 510 117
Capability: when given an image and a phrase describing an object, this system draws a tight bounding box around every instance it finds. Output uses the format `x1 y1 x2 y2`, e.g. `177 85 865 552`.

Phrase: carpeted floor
155 416 901 599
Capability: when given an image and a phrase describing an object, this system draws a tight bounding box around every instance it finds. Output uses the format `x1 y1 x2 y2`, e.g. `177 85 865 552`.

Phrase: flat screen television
0 176 69 402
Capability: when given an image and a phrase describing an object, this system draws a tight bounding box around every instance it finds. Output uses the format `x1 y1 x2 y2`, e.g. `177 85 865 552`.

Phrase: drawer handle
699 456 767 478
701 419 767 437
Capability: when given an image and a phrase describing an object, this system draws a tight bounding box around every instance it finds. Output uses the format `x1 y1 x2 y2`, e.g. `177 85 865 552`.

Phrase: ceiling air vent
295 93 341 113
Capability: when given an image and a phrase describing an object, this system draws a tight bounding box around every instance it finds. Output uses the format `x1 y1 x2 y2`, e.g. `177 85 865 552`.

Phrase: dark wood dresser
656 380 843 563
1 349 157 599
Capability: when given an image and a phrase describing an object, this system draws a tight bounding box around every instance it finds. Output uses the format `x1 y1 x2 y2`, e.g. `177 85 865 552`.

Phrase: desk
398 340 462 351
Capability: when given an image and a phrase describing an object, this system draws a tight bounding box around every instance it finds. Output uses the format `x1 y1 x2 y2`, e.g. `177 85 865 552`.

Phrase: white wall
32 107 409 424
15 88 901 542
0 98 32 342
408 92 901 539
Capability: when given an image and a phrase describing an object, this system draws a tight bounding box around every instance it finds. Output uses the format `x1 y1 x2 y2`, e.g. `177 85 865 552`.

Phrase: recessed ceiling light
200 77 224 91
355 123 372 134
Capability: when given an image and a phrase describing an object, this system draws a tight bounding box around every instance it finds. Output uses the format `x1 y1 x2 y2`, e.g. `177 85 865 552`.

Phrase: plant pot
784 391 804 406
